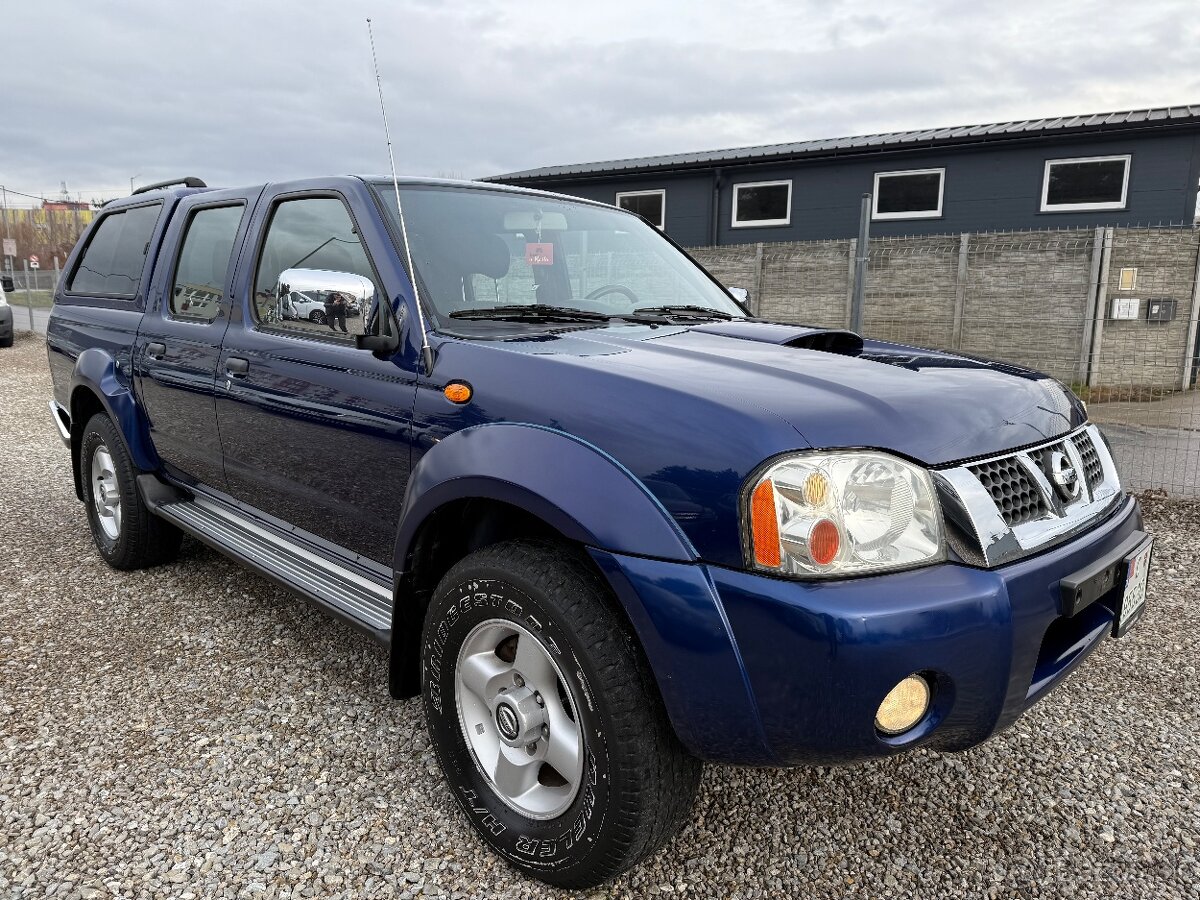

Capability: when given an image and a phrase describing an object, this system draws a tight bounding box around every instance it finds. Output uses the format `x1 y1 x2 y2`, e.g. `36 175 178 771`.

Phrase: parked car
281 289 327 323
45 175 1152 888
0 274 13 347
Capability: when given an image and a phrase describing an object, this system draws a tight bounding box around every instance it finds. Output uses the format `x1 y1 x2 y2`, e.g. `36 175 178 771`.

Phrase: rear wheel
421 540 701 888
80 413 182 569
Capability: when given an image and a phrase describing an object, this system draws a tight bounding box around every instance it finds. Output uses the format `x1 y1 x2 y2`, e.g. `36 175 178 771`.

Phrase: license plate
1113 538 1152 638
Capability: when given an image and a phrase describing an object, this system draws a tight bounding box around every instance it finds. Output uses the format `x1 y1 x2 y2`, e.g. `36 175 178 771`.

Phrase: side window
68 203 162 296
253 197 377 340
169 205 244 322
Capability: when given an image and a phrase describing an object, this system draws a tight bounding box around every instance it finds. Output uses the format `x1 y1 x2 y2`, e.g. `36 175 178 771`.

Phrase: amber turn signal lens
444 382 473 404
750 480 782 567
808 518 840 566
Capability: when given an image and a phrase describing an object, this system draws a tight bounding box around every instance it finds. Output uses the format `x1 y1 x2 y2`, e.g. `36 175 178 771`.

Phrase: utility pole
130 174 141 194
1 185 11 277
850 193 872 334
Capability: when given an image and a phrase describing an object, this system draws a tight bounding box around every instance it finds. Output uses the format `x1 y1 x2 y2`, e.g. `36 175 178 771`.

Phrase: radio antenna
367 17 434 375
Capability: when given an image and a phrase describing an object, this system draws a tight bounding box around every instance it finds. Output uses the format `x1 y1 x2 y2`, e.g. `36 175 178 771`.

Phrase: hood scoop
690 320 864 355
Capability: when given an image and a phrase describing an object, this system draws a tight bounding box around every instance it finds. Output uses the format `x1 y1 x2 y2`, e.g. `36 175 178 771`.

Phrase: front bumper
592 493 1144 766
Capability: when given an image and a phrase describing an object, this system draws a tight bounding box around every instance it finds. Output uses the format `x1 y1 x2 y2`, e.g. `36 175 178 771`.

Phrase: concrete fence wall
690 226 1200 389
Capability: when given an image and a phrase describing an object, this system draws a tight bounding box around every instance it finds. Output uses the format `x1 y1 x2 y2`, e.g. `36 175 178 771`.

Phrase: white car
0 275 13 347
282 291 327 324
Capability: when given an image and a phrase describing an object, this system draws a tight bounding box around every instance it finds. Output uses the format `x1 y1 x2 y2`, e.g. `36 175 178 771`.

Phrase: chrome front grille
1074 431 1104 489
967 456 1048 527
934 425 1123 567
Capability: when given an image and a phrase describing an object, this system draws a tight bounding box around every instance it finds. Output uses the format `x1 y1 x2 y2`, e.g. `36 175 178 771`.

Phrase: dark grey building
486 105 1200 246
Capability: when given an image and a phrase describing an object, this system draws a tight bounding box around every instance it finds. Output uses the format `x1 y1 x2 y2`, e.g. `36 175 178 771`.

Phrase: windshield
374 184 744 330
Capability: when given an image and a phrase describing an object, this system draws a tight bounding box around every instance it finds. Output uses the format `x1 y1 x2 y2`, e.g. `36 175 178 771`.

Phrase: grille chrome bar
934 424 1122 567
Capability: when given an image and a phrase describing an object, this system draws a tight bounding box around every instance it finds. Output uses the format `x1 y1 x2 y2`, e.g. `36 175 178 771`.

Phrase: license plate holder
1113 537 1152 638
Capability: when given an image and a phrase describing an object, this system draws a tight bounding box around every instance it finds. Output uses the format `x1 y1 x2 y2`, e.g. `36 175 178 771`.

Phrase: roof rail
131 177 208 196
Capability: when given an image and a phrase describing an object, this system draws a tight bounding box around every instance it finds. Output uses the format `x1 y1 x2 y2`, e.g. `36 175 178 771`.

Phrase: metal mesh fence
692 224 1200 497
10 224 1200 496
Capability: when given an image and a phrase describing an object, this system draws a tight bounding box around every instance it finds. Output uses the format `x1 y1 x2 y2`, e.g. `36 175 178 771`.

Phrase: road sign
2 239 15 257
29 255 39 269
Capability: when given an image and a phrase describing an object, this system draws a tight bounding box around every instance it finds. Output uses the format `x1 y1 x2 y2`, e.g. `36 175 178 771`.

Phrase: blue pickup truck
46 175 1152 887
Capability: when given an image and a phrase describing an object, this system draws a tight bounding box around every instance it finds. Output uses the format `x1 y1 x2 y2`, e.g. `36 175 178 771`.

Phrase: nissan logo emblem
495 703 520 741
1050 450 1081 501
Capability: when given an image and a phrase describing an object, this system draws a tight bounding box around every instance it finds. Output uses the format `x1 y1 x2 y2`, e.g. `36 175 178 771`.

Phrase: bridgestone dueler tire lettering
420 540 701 888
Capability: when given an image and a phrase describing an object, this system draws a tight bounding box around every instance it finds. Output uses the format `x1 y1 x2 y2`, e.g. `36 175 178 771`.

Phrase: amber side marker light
750 480 782 567
444 382 473 404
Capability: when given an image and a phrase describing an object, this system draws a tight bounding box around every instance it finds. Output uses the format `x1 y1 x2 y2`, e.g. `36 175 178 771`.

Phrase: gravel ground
2 330 1198 900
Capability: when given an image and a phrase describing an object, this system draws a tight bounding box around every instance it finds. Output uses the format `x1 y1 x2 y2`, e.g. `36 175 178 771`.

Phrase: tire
0 331 12 348
79 413 183 570
421 540 701 888
309 310 326 324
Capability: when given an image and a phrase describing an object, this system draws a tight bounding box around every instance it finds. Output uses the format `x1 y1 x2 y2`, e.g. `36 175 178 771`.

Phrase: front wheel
309 310 326 324
421 540 701 888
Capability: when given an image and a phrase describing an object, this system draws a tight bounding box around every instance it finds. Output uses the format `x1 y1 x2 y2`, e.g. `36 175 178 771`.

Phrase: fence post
850 194 871 334
1079 226 1107 387
1181 233 1200 391
22 258 34 332
752 242 764 316
1086 227 1114 388
844 238 857 329
951 233 970 350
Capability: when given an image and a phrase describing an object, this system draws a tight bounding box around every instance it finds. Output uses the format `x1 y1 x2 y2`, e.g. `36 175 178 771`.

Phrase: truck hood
506 321 1085 467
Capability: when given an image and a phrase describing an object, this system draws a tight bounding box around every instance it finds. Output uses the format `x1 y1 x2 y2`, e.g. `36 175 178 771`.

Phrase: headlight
744 451 944 577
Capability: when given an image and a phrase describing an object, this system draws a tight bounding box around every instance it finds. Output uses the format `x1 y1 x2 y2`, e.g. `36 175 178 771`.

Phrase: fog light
875 674 931 735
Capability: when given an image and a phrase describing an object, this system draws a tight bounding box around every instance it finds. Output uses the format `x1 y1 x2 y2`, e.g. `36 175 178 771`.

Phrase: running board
152 493 393 641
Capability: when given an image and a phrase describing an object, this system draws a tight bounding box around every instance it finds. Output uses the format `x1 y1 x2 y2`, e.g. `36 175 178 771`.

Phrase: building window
732 180 791 227
872 168 944 220
1041 155 1131 212
615 190 666 228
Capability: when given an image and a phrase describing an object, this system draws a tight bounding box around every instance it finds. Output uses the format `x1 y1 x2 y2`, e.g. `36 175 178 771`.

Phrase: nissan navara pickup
45 175 1152 888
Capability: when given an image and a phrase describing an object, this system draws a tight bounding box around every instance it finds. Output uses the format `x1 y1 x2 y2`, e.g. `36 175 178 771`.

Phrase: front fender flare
394 422 698 570
71 347 159 472
388 423 702 698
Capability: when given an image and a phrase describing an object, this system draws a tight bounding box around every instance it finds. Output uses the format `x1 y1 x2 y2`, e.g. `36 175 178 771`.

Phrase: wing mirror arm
355 331 401 357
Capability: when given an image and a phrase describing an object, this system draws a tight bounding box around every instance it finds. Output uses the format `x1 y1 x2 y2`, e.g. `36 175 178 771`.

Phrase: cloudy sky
5 0 1199 204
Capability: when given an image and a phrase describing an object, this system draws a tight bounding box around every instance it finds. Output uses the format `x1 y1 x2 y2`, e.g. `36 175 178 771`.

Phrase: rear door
134 188 262 489
214 181 417 565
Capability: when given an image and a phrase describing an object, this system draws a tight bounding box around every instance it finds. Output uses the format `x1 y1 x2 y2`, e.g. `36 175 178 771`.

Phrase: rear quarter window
68 203 163 297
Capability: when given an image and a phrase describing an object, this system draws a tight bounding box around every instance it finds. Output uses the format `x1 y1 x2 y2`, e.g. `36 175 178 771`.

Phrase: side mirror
1 275 13 293
727 286 752 314
355 332 400 355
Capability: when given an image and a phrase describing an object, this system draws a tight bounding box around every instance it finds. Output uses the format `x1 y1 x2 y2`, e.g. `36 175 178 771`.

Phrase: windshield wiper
632 305 735 321
449 304 613 323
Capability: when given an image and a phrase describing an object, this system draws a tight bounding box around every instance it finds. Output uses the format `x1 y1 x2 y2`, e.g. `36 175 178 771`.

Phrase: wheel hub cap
491 684 546 747
454 619 585 820
90 445 121 541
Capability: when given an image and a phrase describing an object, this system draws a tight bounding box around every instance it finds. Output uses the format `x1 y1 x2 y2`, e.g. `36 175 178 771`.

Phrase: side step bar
148 487 393 642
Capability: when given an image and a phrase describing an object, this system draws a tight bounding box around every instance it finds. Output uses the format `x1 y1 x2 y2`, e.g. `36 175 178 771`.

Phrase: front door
215 189 416 565
135 190 258 489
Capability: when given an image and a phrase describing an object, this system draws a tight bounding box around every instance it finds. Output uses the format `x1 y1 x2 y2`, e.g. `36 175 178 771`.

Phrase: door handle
225 357 250 377
146 342 166 359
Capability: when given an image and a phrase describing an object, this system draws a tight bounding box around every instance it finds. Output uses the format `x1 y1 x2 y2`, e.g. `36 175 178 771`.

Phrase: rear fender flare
71 347 159 472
